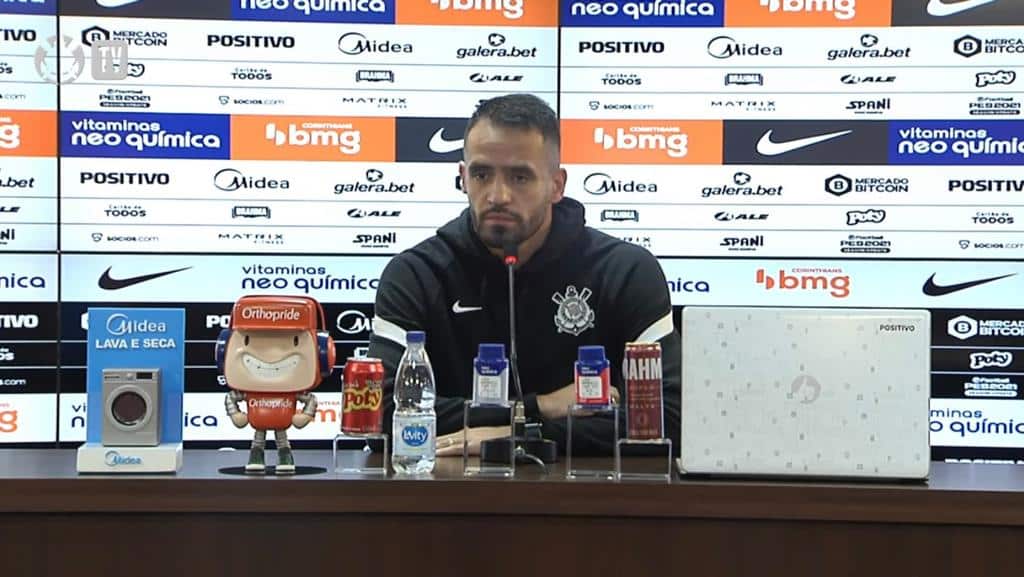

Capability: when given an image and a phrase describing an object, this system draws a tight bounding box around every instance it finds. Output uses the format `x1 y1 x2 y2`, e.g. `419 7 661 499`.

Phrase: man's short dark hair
465 93 561 153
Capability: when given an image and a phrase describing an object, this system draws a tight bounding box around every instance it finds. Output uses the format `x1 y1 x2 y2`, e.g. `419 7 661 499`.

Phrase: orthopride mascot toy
216 295 335 474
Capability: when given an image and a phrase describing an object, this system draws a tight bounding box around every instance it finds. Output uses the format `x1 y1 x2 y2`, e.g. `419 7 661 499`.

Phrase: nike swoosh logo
922 272 1016 296
96 0 143 7
927 0 999 17
452 300 482 314
429 128 464 155
98 266 192 290
756 129 852 156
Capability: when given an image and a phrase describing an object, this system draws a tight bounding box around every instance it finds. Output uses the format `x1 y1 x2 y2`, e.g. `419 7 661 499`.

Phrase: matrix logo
62 112 229 159
594 126 687 158
431 0 523 19
755 267 851 298
233 0 392 23
759 0 855 20
563 0 722 26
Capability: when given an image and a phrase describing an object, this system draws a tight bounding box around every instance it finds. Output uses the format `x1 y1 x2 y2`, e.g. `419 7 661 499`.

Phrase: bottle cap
578 345 606 363
407 330 425 344
478 343 505 360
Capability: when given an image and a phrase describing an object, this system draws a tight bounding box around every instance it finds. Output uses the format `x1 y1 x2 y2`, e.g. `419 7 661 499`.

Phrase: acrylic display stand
332 432 388 476
615 437 673 483
566 403 619 480
462 400 515 478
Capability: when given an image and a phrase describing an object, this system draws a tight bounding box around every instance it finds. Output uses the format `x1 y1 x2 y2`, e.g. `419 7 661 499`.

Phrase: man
367 94 680 457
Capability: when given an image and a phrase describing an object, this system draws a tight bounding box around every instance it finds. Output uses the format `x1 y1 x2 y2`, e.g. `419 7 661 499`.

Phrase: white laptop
679 307 931 481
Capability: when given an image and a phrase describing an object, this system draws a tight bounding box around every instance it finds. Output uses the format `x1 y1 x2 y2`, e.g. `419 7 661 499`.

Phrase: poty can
342 357 384 435
624 342 664 440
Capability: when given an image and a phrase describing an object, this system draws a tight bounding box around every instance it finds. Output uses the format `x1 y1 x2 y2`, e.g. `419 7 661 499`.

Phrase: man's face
460 119 565 250
223 329 318 393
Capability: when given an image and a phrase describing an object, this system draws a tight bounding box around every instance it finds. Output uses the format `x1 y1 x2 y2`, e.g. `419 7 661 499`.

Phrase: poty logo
755 268 851 298
104 450 142 467
265 121 361 154
759 0 855 20
0 117 20 150
240 305 301 323
977 70 1016 88
401 425 429 446
970 351 1013 369
594 126 687 158
430 0 523 19
846 209 885 225
106 313 167 336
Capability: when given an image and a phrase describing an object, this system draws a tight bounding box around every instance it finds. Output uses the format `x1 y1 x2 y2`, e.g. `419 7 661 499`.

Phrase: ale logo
402 425 429 446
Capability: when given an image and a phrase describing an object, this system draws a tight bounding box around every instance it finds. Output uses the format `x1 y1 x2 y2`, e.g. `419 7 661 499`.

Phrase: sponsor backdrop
1 0 1022 462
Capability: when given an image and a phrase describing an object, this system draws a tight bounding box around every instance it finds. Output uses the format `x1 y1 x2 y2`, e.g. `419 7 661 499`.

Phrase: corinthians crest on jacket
552 285 595 336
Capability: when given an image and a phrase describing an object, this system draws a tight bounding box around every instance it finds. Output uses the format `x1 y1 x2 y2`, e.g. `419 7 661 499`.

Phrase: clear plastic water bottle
391 330 436 474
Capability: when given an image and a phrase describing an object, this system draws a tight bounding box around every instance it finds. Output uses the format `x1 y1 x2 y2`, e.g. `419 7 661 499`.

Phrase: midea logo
105 450 142 467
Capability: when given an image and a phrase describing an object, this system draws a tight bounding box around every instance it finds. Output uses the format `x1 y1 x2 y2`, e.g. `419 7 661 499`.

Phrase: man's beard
473 211 525 249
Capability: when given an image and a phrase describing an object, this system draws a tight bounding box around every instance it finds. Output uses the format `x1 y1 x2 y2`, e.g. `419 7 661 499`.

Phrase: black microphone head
502 238 518 264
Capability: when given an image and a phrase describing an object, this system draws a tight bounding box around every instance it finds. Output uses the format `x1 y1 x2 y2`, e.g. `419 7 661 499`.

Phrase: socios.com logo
62 111 230 159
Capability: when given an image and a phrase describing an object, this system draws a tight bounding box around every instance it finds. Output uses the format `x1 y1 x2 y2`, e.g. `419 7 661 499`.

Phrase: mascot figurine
216 295 335 474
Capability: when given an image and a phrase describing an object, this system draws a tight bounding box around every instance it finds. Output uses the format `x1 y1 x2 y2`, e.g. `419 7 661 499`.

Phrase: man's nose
486 178 512 206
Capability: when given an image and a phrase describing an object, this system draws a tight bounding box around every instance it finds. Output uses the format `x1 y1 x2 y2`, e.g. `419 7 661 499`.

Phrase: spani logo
401 425 429 446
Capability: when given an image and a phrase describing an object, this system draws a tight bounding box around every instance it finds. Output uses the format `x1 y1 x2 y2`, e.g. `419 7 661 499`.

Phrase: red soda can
341 357 384 435
623 342 664 440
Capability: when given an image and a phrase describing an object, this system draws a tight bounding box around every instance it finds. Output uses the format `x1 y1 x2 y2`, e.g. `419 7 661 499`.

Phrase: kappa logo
551 285 595 336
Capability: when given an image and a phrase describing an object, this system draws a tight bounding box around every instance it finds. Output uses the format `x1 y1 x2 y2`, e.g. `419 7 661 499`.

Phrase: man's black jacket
366 197 681 455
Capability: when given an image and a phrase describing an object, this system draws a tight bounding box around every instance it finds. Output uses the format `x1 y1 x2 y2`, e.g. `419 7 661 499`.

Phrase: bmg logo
0 408 18 433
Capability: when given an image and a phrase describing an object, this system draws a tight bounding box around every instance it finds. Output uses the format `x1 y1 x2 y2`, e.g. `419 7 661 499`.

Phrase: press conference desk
0 451 1022 577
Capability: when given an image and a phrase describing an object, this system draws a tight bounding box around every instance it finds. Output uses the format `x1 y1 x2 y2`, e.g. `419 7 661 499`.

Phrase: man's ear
551 166 567 204
457 161 467 194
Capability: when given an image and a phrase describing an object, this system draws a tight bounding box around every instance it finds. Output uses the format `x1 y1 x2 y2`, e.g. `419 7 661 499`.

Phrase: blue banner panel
889 120 1024 165
61 111 231 160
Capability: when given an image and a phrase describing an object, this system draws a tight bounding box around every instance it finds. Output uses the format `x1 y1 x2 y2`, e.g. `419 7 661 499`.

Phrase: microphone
479 231 558 466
